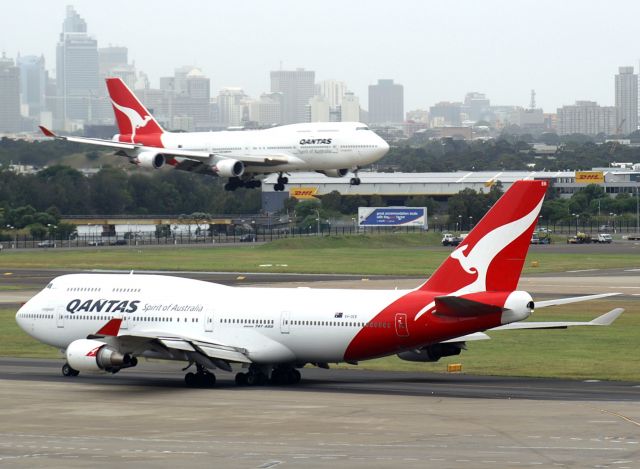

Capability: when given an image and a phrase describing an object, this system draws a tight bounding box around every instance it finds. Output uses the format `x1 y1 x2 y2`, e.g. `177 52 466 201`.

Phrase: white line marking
566 269 599 273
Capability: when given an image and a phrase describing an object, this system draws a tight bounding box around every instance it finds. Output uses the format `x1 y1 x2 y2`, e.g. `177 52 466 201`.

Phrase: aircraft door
120 314 129 330
55 307 64 328
280 311 290 334
204 311 214 332
395 313 409 337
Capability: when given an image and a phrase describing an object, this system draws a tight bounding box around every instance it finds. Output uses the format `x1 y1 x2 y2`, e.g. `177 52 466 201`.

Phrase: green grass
0 234 638 275
0 308 61 358
1 298 637 380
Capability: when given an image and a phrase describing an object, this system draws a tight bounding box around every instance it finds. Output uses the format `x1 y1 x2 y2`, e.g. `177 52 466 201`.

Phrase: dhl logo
575 171 604 184
290 187 318 199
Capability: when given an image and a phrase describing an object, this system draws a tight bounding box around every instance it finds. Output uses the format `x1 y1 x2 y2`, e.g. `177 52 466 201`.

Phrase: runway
0 359 638 468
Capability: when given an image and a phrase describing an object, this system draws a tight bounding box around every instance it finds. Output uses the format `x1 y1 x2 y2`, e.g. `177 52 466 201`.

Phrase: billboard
358 207 427 227
289 187 318 199
575 171 604 184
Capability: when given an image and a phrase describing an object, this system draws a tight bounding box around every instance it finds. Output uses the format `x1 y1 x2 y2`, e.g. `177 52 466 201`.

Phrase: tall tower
0 53 21 132
56 5 100 126
270 68 315 124
615 66 638 135
368 79 404 124
18 55 46 118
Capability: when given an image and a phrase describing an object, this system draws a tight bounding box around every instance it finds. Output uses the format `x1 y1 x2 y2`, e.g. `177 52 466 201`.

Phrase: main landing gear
234 365 301 387
350 168 361 186
273 173 289 192
184 364 216 388
224 177 262 191
62 362 79 377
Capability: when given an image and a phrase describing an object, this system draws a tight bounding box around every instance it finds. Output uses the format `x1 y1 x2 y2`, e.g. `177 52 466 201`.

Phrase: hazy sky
3 0 640 112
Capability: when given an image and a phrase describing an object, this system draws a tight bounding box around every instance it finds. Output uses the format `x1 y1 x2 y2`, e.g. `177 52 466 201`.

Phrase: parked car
37 240 55 248
87 240 104 246
239 233 257 242
109 239 128 246
530 235 551 245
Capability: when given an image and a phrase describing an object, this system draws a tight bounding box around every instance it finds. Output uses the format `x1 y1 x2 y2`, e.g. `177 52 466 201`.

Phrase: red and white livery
16 181 623 387
40 78 389 191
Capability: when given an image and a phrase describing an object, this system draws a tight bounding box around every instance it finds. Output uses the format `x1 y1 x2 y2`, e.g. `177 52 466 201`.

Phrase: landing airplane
16 180 623 387
39 78 389 191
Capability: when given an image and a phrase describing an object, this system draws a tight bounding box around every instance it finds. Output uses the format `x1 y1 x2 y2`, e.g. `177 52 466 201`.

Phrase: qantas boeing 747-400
15 180 623 387
39 78 389 191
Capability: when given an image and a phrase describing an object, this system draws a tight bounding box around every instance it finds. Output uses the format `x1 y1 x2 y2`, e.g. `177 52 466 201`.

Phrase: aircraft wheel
62 363 79 377
292 369 301 384
204 372 216 388
235 372 248 386
185 372 197 387
274 183 285 192
350 177 361 186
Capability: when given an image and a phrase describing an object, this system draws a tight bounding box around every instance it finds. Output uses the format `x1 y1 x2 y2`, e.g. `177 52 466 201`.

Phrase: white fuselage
16 274 407 365
126 122 389 174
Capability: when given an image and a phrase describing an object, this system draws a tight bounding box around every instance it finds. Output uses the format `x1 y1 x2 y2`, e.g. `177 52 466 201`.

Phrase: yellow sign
290 187 318 199
575 171 604 184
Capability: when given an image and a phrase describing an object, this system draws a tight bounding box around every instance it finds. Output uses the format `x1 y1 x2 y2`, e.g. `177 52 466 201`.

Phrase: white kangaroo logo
414 197 543 320
111 99 153 143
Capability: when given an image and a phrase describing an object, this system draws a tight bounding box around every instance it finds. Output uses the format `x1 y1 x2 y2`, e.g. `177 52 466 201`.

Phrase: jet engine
212 159 245 177
397 343 464 362
317 168 349 178
133 151 165 169
66 339 137 373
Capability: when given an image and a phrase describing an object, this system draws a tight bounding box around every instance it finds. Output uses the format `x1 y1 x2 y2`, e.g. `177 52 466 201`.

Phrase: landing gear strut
62 362 79 377
274 173 289 192
185 364 216 388
350 168 361 186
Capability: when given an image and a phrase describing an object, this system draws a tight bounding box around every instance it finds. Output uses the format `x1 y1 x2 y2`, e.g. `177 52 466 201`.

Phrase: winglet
95 318 123 336
589 308 624 326
39 125 56 137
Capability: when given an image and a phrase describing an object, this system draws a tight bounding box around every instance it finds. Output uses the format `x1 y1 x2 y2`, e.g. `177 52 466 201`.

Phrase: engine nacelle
66 339 137 373
212 159 244 177
317 168 349 178
397 343 464 362
133 151 165 169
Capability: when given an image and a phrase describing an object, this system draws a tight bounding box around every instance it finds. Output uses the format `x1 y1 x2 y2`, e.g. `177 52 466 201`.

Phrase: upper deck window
356 126 370 131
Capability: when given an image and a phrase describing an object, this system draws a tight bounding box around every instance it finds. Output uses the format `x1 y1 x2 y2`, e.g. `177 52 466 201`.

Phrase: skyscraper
0 53 21 132
368 79 404 124
17 55 46 118
270 68 315 124
56 6 100 126
614 66 638 135
557 101 617 136
316 80 347 108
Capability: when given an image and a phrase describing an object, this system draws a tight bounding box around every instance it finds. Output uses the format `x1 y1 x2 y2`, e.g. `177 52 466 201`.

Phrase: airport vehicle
15 181 623 387
87 240 105 246
567 232 592 244
530 233 551 244
36 240 55 248
595 233 612 244
39 78 389 191
239 233 257 243
109 239 127 246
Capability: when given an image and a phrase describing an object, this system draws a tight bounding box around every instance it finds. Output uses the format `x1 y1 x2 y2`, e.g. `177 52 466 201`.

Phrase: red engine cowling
66 339 137 373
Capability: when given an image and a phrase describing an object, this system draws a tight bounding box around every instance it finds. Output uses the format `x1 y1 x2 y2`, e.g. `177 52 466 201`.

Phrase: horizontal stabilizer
535 293 620 309
434 295 504 317
491 308 624 331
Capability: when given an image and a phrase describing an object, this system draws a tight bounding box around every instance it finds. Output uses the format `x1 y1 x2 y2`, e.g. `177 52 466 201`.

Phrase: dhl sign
290 187 318 199
575 171 604 184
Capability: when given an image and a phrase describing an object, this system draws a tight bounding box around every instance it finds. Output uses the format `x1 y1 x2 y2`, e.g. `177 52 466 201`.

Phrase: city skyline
3 0 640 112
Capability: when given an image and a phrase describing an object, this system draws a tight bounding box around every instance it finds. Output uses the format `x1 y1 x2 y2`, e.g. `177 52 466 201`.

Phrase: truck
441 233 463 246
595 233 612 243
567 232 592 244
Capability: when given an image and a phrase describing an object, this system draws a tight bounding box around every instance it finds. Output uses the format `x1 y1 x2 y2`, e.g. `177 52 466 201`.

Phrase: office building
217 87 246 127
55 6 100 126
557 101 617 135
429 102 463 127
316 80 347 108
0 53 21 132
614 66 637 135
341 92 361 122
17 55 46 118
368 79 404 124
270 68 315 124
308 95 330 122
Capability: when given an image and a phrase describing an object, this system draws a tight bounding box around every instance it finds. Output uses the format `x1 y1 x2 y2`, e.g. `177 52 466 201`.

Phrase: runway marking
566 269 599 273
624 269 640 272
499 445 626 451
601 409 640 427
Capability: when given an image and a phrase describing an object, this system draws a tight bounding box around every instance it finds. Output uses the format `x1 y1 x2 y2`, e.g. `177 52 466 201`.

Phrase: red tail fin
105 77 164 146
422 180 548 294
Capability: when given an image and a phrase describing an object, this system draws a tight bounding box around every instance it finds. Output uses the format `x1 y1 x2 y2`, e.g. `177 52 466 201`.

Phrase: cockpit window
46 283 53 289
356 126 370 130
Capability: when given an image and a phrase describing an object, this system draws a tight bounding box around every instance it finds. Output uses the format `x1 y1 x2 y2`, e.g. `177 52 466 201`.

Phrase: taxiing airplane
16 180 623 387
39 78 389 191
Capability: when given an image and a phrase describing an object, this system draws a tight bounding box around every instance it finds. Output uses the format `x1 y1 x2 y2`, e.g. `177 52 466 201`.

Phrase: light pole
314 209 320 236
571 213 579 235
6 225 16 249
636 187 639 235
457 214 462 232
468 216 473 230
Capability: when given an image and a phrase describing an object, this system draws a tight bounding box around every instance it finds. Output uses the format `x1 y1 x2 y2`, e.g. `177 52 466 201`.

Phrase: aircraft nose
375 136 390 158
15 303 27 332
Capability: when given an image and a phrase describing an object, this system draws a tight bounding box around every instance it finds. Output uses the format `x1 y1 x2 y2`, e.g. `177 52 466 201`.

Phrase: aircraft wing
39 126 292 167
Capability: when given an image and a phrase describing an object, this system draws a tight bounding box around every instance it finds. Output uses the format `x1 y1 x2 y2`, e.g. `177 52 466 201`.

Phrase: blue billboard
358 207 427 227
